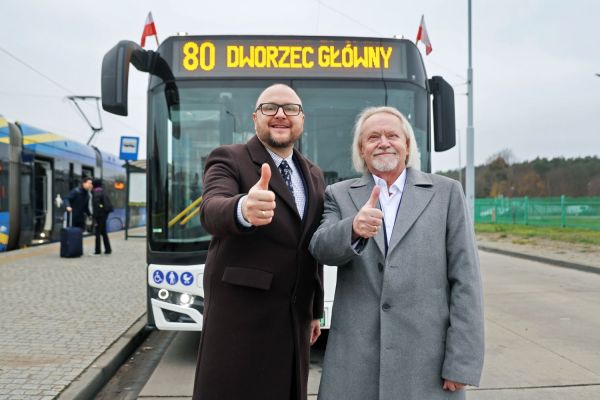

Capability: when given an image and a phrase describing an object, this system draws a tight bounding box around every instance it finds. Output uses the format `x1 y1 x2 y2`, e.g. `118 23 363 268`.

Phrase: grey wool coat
309 168 484 400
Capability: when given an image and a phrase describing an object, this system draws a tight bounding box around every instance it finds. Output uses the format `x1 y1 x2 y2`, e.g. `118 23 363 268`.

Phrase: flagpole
466 0 475 221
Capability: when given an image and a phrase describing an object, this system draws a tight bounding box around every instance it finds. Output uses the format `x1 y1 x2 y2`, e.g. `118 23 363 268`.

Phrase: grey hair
351 106 421 173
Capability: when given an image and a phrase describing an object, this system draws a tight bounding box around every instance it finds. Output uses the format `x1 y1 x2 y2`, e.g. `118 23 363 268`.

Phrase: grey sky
1 1 599 172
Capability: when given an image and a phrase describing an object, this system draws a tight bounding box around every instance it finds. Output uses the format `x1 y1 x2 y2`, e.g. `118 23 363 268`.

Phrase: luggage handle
63 211 73 228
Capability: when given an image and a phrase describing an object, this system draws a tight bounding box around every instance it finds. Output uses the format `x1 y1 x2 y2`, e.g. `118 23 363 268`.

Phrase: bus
100 35 456 331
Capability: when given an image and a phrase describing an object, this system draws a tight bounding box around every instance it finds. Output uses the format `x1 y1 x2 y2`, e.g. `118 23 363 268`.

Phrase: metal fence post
524 196 529 225
560 195 566 228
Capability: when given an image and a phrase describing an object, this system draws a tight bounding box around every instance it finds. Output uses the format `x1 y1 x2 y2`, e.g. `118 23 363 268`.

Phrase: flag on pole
416 15 432 55
141 12 159 48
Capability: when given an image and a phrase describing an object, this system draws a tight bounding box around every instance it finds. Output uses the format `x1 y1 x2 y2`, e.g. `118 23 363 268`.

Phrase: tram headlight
179 293 194 306
158 288 169 300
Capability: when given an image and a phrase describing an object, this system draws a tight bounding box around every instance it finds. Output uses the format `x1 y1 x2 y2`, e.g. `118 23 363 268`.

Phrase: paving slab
0 231 147 400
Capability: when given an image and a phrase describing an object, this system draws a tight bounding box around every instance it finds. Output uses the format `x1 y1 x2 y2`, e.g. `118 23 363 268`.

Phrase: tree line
437 151 600 198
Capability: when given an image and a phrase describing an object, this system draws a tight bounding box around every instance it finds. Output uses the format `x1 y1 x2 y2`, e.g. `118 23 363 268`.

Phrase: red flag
416 15 432 55
141 12 159 48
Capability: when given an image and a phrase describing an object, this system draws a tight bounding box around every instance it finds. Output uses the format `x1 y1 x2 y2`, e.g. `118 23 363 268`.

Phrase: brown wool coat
192 135 325 400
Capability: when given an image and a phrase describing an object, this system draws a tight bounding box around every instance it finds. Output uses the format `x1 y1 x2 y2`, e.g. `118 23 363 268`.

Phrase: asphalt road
97 250 600 399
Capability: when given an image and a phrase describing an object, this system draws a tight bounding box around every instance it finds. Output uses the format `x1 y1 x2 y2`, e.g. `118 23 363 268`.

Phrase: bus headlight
179 293 194 306
158 288 169 300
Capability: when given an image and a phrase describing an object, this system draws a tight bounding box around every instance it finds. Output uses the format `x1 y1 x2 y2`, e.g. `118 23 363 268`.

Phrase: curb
478 245 600 275
57 314 152 400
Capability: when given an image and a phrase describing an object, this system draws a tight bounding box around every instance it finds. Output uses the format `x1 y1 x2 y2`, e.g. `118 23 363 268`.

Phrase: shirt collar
266 147 294 168
371 168 407 196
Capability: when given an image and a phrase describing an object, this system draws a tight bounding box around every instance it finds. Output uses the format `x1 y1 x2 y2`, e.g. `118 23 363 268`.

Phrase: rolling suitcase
60 213 83 258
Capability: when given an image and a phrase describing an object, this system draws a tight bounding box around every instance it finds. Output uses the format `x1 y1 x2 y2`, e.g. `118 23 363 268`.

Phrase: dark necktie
279 160 294 196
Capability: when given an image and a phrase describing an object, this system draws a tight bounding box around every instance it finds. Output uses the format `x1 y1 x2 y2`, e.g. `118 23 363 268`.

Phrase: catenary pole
466 0 475 221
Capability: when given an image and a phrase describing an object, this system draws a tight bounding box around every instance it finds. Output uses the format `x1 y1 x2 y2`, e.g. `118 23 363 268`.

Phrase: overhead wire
0 45 142 135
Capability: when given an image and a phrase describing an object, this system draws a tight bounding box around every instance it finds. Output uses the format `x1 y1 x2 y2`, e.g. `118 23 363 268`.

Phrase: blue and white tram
0 115 142 251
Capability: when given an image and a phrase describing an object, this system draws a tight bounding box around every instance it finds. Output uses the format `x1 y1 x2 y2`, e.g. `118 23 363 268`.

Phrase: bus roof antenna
65 95 103 145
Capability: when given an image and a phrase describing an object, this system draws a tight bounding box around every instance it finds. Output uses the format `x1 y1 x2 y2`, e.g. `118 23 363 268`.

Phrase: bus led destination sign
182 42 393 71
172 37 407 79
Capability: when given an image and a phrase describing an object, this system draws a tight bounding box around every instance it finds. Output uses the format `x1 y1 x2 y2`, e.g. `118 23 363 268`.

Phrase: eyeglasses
255 103 303 116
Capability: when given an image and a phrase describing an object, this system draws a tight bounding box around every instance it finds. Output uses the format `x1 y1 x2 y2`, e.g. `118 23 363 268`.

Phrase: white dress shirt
372 169 407 244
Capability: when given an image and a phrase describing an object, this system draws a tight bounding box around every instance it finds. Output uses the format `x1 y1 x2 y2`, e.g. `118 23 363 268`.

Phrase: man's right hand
66 207 73 213
242 163 276 226
352 186 383 239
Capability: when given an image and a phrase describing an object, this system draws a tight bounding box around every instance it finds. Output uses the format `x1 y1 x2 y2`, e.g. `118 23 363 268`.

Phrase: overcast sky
1 1 599 172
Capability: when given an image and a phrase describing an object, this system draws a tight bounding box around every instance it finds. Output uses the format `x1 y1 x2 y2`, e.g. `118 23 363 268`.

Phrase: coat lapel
294 150 319 241
247 136 300 220
349 174 386 257
387 168 434 255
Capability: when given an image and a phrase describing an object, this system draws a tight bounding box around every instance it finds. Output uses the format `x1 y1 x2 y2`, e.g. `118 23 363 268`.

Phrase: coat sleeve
309 185 363 266
200 146 255 238
64 188 76 208
441 180 485 387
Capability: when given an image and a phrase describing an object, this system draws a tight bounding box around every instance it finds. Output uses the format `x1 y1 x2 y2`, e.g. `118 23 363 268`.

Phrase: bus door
33 159 53 242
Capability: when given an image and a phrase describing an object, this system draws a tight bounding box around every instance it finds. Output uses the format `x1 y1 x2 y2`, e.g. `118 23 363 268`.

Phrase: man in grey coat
309 106 484 400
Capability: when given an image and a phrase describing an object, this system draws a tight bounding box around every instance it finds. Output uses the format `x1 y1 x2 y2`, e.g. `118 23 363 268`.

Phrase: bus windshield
148 79 428 248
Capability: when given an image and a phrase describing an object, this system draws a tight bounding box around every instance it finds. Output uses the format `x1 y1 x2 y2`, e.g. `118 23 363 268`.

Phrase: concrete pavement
1 230 599 400
0 231 147 400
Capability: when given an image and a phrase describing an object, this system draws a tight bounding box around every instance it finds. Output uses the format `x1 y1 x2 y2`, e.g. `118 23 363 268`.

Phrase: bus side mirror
101 40 179 119
429 76 456 152
101 41 145 116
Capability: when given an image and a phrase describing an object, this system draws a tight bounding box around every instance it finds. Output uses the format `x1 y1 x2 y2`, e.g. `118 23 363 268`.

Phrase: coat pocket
222 267 273 290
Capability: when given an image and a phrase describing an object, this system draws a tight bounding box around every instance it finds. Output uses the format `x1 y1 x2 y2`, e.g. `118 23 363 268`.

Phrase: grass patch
475 223 600 246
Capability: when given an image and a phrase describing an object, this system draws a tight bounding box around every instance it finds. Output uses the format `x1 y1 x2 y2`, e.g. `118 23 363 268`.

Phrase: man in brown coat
192 84 325 400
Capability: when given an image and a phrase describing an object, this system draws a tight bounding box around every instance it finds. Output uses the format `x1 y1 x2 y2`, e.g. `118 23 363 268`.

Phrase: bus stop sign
119 136 139 161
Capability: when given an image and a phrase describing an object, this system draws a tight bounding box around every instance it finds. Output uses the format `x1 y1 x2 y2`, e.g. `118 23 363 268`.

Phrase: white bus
101 34 456 331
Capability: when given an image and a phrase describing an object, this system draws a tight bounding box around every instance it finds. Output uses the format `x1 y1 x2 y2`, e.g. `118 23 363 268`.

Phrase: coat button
377 263 384 272
382 303 391 311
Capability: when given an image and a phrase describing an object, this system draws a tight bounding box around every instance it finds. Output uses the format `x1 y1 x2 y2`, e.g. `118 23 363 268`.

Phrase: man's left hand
442 379 465 391
309 319 321 345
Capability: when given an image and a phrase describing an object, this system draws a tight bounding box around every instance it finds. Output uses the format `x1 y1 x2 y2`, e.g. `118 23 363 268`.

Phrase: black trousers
94 217 112 254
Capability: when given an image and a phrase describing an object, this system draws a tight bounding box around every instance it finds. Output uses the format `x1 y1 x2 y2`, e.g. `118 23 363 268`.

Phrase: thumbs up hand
352 186 384 239
242 163 276 226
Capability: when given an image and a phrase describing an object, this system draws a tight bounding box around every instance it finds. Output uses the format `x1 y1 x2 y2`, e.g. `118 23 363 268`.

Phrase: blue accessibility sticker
166 271 179 285
181 272 194 286
153 270 164 284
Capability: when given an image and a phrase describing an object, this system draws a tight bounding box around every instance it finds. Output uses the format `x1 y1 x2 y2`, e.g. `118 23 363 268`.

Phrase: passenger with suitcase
64 177 93 230
91 179 113 255
60 177 92 258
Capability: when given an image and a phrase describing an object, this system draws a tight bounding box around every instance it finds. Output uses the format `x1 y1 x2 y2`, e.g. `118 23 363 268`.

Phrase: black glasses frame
255 103 303 116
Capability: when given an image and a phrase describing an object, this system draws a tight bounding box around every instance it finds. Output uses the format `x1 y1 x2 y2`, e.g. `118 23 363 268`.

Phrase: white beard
372 155 399 172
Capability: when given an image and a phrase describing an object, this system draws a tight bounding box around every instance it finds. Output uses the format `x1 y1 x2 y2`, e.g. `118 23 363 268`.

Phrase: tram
0 116 144 251
100 35 455 330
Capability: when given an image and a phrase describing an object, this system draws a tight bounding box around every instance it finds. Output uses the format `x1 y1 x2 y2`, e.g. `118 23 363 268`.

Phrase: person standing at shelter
64 176 93 230
91 179 113 255
192 84 325 400
309 106 484 400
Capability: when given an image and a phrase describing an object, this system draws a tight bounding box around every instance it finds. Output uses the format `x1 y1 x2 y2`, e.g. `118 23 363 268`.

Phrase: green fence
474 196 600 230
